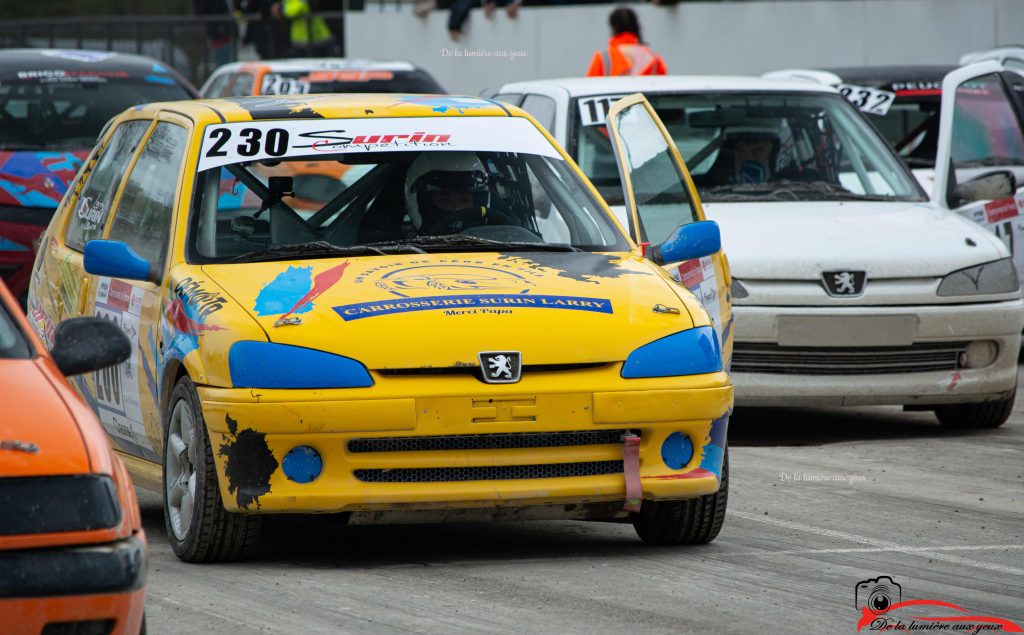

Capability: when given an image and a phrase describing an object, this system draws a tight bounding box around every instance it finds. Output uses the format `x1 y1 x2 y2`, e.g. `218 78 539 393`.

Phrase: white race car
485 75 1024 427
765 62 1024 293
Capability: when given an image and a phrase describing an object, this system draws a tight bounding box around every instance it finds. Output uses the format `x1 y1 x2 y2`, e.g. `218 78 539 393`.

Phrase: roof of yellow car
135 94 516 124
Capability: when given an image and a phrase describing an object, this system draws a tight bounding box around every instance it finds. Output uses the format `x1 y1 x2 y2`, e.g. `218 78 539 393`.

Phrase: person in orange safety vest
586 7 667 77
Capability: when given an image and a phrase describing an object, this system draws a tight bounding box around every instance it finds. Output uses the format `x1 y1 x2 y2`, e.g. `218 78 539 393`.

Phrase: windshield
260 69 444 95
189 118 626 263
0 74 192 149
0 295 32 360
575 92 926 203
872 97 941 168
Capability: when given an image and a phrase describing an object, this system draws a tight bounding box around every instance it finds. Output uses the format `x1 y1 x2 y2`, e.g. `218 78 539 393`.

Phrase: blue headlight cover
229 341 373 389
621 326 722 378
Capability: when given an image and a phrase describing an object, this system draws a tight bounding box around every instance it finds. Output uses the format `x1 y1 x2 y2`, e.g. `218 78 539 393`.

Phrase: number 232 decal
837 84 896 116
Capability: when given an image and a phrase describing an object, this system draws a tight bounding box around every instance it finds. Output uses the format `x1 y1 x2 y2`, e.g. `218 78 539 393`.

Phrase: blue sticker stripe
698 414 730 479
333 294 613 321
254 265 313 316
144 74 176 85
0 237 29 252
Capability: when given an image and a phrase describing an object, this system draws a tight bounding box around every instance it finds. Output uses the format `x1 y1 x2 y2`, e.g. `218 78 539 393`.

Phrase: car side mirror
648 220 722 266
50 317 131 377
84 239 154 283
948 169 1017 208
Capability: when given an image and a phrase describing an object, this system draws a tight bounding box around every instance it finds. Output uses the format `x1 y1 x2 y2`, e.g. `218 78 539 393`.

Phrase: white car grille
732 342 968 375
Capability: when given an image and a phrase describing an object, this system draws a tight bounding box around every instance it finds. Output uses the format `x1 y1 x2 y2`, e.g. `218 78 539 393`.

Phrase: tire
163 376 261 562
631 449 729 545
934 389 1016 429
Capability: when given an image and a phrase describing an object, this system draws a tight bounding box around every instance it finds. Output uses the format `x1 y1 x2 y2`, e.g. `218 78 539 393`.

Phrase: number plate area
776 315 918 347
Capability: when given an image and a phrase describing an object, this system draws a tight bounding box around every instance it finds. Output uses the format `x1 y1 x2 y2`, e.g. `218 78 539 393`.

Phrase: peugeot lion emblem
822 270 867 297
479 351 522 384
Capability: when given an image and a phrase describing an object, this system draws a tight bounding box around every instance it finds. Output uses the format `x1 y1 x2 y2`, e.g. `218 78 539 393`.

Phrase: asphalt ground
139 375 1024 634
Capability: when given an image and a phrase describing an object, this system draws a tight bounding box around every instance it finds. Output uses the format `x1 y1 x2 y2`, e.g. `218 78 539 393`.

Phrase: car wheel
163 376 261 562
934 389 1016 429
631 449 729 545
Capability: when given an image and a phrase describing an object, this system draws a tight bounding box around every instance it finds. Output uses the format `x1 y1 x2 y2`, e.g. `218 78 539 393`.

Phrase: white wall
346 0 1022 94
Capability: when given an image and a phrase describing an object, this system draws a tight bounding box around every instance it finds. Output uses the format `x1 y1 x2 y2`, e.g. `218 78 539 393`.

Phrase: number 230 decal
205 127 290 159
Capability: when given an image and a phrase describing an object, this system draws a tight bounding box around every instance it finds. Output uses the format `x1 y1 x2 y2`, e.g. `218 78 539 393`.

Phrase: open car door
605 93 732 366
933 61 1024 280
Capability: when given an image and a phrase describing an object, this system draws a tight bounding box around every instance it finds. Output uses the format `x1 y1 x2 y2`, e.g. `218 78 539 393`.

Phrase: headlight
731 279 749 300
229 341 373 389
621 326 722 378
937 258 1019 297
0 475 120 536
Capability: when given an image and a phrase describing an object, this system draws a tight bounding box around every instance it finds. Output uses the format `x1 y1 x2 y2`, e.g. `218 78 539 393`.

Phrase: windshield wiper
221 241 418 264
365 235 583 253
701 181 910 202
782 181 913 202
700 184 800 201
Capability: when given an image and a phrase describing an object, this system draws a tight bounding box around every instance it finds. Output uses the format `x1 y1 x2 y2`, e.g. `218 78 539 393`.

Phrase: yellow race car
28 93 733 562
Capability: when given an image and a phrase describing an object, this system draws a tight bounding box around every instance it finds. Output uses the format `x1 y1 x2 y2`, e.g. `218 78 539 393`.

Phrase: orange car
0 279 145 635
198 58 444 98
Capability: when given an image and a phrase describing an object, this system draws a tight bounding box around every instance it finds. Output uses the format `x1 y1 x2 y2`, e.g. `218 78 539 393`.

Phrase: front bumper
0 534 146 635
731 300 1024 406
198 367 733 513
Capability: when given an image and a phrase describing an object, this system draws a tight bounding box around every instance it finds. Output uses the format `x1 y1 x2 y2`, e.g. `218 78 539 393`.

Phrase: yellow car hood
203 252 696 369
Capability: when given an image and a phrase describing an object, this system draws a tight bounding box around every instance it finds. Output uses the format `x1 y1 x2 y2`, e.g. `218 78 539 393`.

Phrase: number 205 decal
205 127 290 160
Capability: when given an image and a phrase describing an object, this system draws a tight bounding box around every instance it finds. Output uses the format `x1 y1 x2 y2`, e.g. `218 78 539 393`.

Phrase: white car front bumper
731 299 1024 407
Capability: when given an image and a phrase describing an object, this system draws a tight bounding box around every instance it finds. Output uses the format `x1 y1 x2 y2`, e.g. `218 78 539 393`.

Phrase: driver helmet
723 128 780 184
405 152 490 229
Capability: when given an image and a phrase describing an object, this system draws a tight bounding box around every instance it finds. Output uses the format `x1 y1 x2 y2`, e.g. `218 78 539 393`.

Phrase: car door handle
76 275 91 316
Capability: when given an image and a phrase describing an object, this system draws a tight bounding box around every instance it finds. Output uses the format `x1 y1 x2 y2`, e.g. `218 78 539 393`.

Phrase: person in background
242 0 289 59
444 0 521 42
196 0 239 70
273 0 336 57
586 6 666 76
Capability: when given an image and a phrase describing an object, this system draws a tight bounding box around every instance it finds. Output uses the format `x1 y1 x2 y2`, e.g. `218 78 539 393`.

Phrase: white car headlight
937 258 1019 297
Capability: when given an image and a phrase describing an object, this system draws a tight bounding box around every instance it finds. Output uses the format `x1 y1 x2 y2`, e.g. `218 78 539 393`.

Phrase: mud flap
622 433 642 512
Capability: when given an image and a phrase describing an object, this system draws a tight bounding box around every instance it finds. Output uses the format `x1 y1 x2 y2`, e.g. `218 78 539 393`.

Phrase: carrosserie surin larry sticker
334 260 613 321
197 116 561 171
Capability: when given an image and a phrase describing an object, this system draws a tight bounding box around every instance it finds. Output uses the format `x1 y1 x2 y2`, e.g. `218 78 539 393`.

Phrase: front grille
349 430 628 453
376 362 609 377
42 620 115 635
354 460 623 483
732 341 968 375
